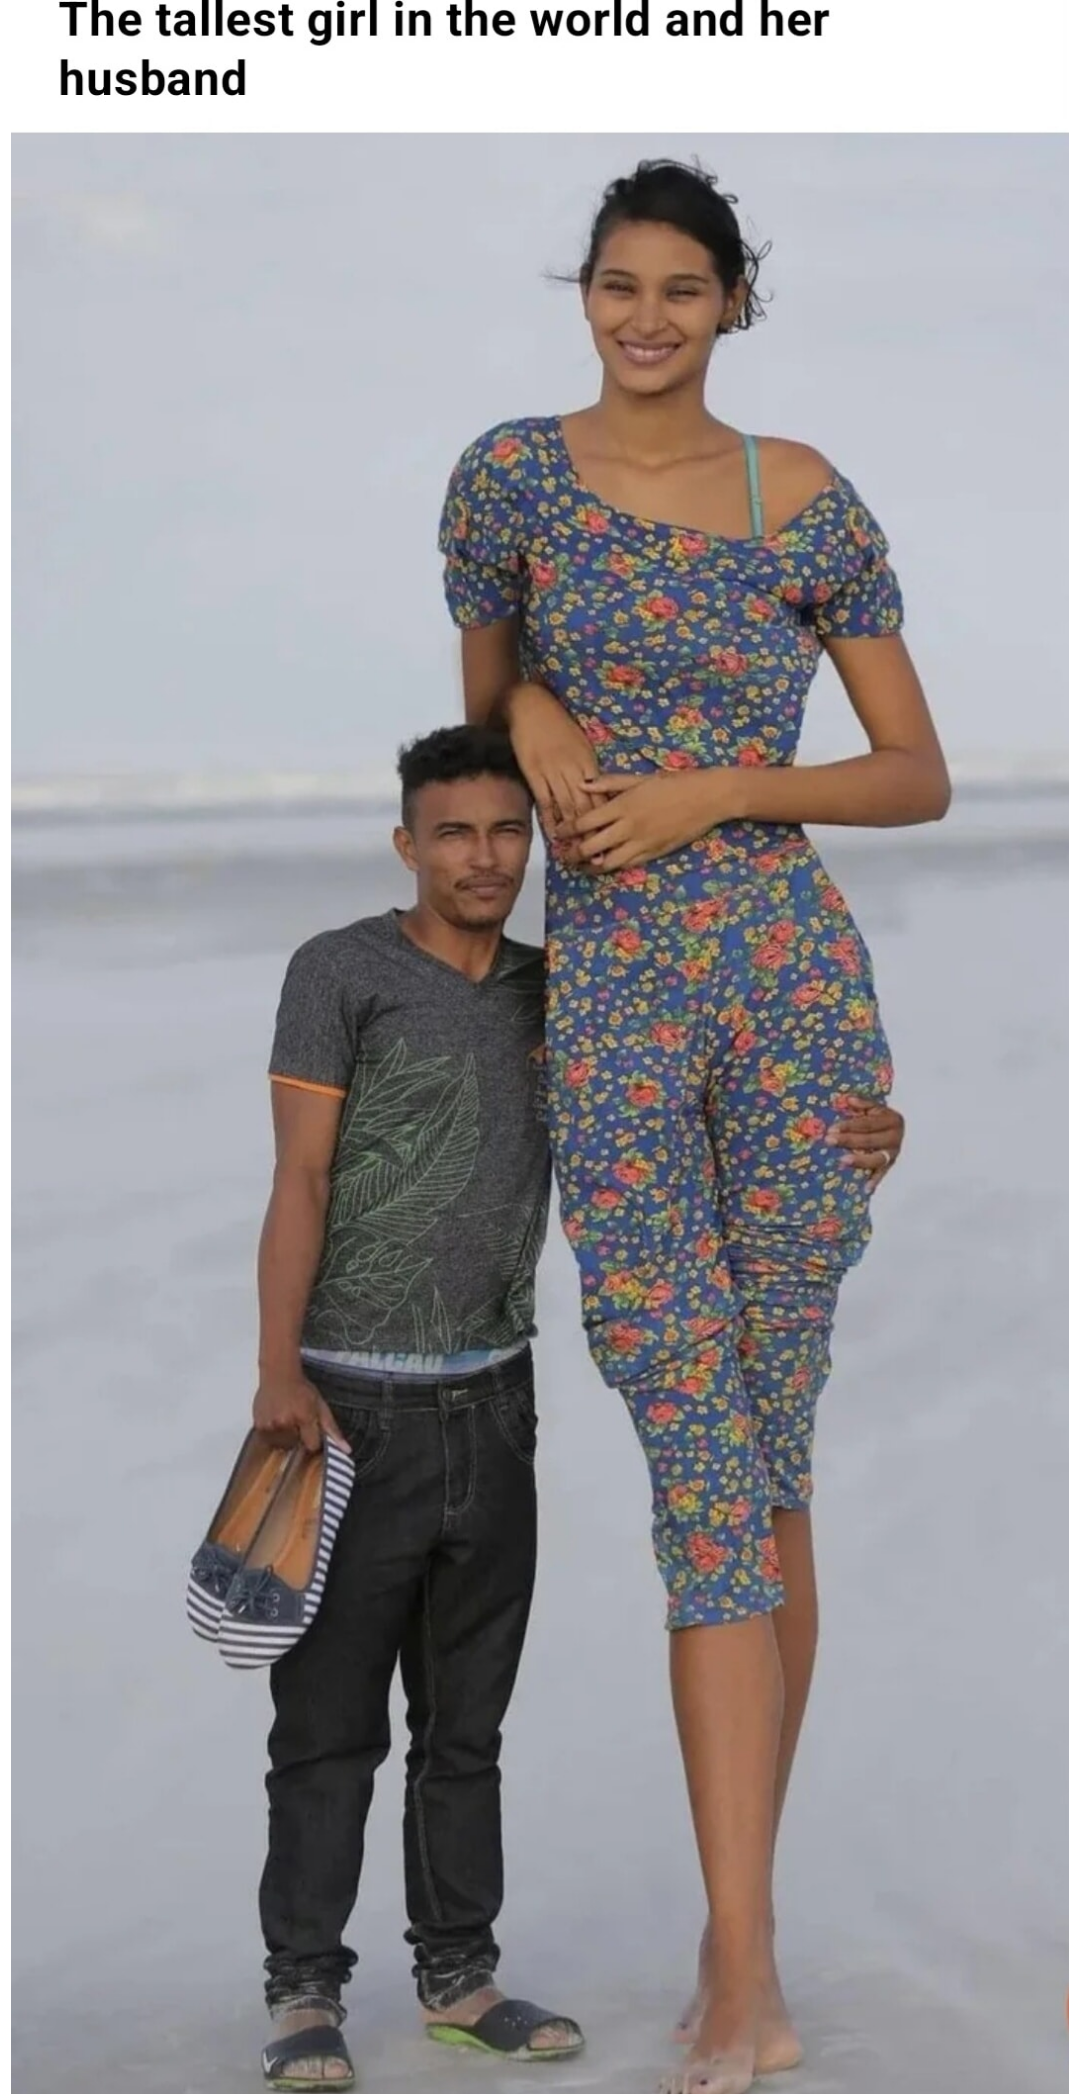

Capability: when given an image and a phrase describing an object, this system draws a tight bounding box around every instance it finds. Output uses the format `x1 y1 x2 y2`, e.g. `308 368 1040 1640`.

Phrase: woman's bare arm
707 633 951 828
460 619 522 726
458 620 601 835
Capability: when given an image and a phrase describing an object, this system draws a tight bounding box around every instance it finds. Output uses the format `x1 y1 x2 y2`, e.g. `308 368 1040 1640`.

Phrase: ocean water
12 794 1068 2092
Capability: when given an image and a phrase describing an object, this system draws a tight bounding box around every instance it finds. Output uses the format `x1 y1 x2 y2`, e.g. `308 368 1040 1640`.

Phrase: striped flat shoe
218 1436 355 1670
186 1430 292 1643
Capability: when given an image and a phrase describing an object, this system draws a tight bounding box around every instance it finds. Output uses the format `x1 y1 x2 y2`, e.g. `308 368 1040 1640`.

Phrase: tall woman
439 160 949 2094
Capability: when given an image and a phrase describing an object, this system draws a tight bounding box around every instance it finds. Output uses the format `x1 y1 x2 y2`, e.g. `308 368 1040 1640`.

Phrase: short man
251 724 905 2088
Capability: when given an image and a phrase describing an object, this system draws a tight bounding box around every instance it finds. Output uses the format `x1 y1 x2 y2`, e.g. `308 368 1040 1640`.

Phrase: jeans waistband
305 1346 533 1413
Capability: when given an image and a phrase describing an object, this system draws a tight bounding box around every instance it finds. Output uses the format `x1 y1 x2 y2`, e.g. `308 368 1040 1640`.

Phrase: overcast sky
11 132 1067 785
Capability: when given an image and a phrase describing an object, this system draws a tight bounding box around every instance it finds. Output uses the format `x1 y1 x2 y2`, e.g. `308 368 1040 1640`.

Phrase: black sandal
262 2022 356 2089
426 1996 585 2062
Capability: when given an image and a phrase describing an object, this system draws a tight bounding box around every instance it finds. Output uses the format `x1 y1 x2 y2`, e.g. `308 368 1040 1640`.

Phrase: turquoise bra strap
742 433 765 538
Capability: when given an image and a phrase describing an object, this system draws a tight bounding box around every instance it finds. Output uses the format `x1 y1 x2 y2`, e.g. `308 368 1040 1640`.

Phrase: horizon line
11 753 1069 818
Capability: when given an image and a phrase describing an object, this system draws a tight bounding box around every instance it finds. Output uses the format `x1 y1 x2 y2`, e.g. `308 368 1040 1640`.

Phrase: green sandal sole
426 2024 584 2064
265 2078 355 2091
265 2079 355 2092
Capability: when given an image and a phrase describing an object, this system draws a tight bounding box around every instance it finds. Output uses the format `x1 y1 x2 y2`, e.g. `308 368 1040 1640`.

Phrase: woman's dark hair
578 159 768 330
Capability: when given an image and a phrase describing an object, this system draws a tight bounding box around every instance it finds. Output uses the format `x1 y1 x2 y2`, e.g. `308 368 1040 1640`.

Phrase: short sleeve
809 481 904 640
269 937 358 1098
439 427 527 629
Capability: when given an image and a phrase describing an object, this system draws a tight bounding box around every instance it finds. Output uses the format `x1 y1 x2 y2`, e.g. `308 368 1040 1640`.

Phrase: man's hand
253 1372 349 1453
829 1095 905 1192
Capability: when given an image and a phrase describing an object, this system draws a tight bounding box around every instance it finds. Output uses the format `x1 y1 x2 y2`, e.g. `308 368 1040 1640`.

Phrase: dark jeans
260 1351 538 2013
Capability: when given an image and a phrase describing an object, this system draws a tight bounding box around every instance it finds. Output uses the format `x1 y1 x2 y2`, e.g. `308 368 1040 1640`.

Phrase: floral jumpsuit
440 416 900 1629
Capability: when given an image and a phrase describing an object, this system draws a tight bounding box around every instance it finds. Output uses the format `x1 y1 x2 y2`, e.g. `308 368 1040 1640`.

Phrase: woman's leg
680 876 890 2075
621 1360 789 2092
673 1507 820 2060
546 957 789 2086
676 1511 815 2062
669 1614 783 2090
544 901 886 2088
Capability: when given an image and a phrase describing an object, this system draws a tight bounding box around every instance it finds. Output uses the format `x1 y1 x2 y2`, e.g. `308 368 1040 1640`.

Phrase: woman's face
583 219 743 399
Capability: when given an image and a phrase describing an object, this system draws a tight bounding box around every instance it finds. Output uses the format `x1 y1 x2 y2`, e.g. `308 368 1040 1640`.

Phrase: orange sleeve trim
270 1074 348 1099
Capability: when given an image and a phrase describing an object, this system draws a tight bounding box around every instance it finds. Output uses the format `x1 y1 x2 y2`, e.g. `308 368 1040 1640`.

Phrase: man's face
394 773 534 930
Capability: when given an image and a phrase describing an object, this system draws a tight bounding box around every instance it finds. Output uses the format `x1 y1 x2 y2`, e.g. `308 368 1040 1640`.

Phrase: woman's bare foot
660 2015 756 2094
268 2005 352 2084
422 1983 578 2054
662 1957 758 2094
673 1930 801 2078
660 2061 755 2094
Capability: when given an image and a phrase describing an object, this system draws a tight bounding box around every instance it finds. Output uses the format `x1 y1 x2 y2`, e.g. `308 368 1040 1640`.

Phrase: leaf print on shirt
308 1041 481 1349
329 1040 480 1242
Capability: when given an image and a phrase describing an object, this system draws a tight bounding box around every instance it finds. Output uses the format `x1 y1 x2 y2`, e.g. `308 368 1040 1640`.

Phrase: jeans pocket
330 1404 392 1479
491 1383 538 1467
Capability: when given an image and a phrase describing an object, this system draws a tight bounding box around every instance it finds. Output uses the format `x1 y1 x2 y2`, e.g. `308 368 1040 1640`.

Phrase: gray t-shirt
269 911 550 1359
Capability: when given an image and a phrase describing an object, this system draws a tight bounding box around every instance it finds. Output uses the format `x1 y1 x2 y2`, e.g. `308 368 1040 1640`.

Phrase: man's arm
832 1095 905 1191
258 931 360 1448
253 1082 349 1451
